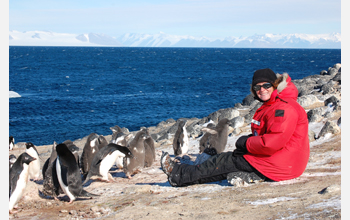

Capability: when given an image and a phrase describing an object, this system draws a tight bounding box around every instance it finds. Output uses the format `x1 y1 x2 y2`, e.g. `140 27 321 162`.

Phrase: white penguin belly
25 148 40 179
56 157 75 201
99 151 123 180
9 164 29 211
115 156 124 168
182 128 189 154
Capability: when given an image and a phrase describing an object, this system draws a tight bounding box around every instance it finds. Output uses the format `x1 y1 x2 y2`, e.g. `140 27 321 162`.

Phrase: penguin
172 120 189 156
113 133 134 169
41 141 63 199
110 125 127 146
96 135 108 150
82 143 134 184
123 130 148 179
141 127 156 167
200 118 231 154
9 152 36 214
63 140 80 164
199 123 216 153
25 142 41 181
80 133 102 176
55 143 98 203
9 136 15 150
9 154 17 169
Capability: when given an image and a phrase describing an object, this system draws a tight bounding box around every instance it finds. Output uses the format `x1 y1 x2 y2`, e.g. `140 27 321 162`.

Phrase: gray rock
337 117 341 127
317 121 340 139
230 116 245 129
324 96 339 107
332 72 341 84
241 93 255 106
207 108 239 123
244 102 263 123
327 67 338 77
320 70 328 75
308 130 316 142
307 108 324 123
297 95 320 108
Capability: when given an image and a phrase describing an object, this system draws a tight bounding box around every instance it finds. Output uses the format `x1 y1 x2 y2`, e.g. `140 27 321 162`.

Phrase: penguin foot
160 151 175 176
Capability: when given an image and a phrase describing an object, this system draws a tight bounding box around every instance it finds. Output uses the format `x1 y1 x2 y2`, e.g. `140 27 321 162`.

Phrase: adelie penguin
123 130 148 179
141 127 156 167
83 143 134 184
81 133 108 176
200 118 231 154
55 143 98 203
9 152 36 214
9 136 15 150
25 142 41 181
173 120 189 156
41 141 63 200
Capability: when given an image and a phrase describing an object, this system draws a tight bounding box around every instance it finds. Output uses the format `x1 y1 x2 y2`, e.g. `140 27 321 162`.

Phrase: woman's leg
164 151 258 187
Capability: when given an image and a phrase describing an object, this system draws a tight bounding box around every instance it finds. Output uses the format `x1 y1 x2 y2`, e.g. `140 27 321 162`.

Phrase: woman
160 68 310 187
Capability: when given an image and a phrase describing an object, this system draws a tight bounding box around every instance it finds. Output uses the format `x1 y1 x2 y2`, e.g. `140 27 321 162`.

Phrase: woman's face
255 82 274 101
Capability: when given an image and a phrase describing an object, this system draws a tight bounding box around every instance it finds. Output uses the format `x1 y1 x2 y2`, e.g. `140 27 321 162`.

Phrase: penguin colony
9 119 232 214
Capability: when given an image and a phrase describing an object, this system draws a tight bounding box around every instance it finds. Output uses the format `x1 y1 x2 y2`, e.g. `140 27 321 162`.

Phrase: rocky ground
9 64 342 219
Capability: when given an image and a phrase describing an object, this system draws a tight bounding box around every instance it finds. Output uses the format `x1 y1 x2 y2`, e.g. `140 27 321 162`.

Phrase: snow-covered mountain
9 30 341 48
9 30 123 47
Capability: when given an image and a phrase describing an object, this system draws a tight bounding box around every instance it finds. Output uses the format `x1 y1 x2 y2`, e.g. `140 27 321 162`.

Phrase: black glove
233 135 250 157
203 147 217 156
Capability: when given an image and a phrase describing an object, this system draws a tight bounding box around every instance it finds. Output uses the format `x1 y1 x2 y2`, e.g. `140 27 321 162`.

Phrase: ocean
9 47 341 146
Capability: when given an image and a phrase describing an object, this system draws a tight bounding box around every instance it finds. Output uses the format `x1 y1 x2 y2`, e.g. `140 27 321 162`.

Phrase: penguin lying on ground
25 142 41 181
9 152 36 214
55 143 98 204
83 143 134 184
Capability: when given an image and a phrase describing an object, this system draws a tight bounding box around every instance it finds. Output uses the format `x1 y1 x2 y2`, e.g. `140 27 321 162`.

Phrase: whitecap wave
9 91 21 98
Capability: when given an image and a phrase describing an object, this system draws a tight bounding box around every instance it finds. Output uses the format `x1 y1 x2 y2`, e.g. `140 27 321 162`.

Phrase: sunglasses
253 83 273 91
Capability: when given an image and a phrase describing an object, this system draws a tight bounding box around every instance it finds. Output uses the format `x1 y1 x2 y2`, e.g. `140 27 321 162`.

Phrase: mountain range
9 30 341 49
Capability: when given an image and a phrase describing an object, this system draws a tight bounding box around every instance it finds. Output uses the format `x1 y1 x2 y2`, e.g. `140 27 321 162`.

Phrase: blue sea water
9 47 341 146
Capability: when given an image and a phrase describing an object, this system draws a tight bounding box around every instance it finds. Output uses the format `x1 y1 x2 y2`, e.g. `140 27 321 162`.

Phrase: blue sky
9 0 341 38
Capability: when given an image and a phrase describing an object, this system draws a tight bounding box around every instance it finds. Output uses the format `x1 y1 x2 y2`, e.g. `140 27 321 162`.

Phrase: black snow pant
169 151 264 187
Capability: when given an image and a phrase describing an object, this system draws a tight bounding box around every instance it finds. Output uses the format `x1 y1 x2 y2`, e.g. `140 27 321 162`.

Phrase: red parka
244 73 309 181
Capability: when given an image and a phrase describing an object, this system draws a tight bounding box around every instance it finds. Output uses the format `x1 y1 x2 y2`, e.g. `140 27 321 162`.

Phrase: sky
8 0 341 39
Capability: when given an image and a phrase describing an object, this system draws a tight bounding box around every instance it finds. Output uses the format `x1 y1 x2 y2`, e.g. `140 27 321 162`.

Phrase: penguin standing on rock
25 142 41 181
83 143 134 184
173 120 189 156
63 140 80 164
9 136 15 150
141 127 156 167
123 131 148 179
81 133 102 176
9 152 36 214
41 141 62 199
55 143 98 204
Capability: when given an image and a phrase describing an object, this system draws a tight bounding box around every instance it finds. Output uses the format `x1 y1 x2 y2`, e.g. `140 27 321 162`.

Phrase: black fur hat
252 68 277 86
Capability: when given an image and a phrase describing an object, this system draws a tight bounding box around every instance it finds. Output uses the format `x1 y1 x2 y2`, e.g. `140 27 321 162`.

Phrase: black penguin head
20 152 36 165
9 136 14 144
56 143 70 156
25 142 35 149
